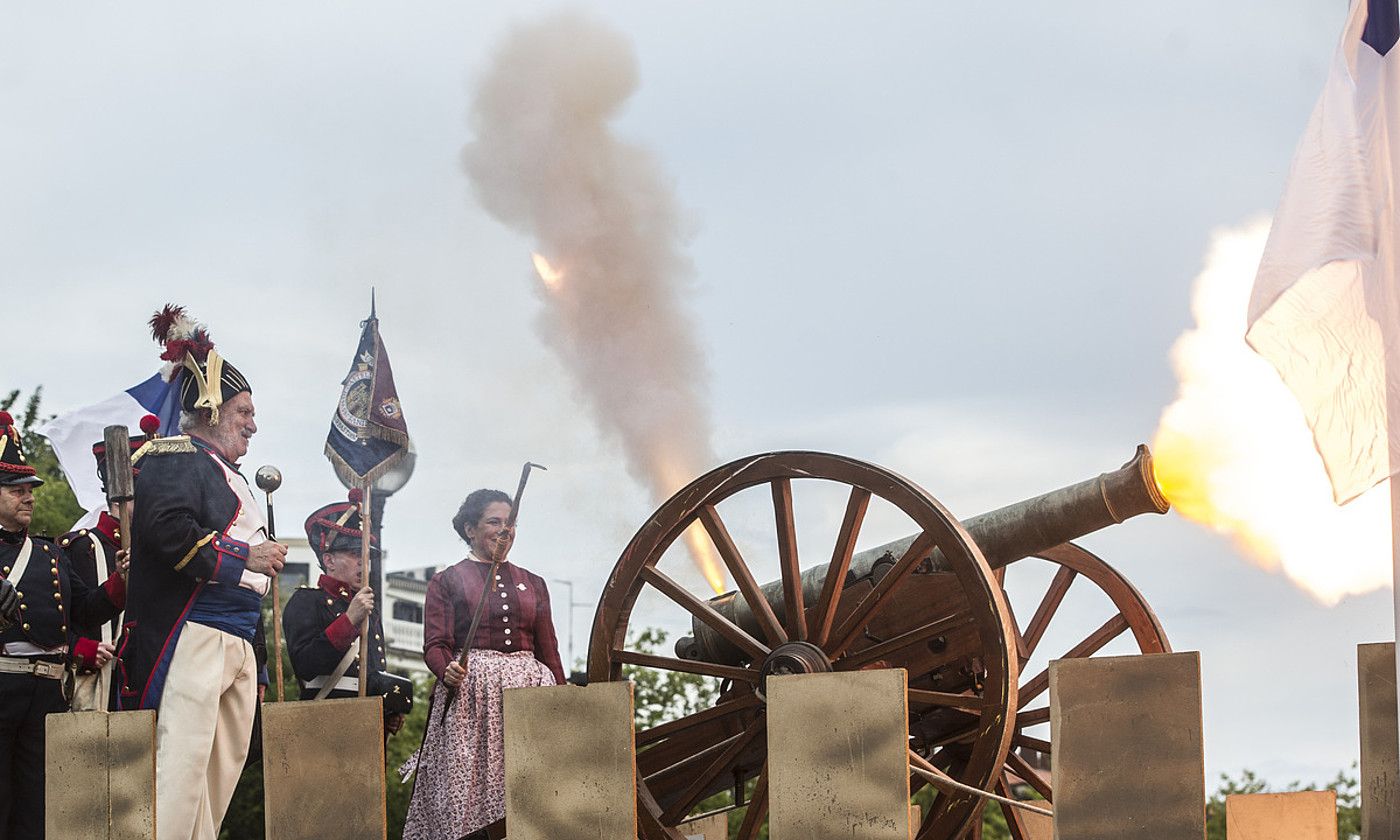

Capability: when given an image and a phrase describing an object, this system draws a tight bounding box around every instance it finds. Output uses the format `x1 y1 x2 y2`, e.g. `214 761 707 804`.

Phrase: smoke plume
1153 219 1391 605
462 13 724 589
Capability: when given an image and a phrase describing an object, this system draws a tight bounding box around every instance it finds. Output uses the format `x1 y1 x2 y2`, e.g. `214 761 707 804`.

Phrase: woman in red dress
401 488 565 840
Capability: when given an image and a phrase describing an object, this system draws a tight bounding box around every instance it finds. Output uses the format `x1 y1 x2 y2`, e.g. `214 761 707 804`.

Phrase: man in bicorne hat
58 414 160 712
283 492 412 736
122 305 286 840
0 411 126 839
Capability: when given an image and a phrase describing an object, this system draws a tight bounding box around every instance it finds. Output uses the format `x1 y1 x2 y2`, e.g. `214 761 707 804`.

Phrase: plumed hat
149 304 251 426
304 488 379 560
0 412 43 487
91 414 161 495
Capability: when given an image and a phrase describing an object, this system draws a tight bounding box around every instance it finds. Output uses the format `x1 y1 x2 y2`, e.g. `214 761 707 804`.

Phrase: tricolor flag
325 300 411 487
1247 0 1400 505
37 373 181 519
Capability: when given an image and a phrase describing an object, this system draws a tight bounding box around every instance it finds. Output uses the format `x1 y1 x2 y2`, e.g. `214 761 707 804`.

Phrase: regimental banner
325 302 411 487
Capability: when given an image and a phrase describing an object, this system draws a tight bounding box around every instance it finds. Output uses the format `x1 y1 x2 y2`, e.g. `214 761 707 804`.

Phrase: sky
1 1 1385 788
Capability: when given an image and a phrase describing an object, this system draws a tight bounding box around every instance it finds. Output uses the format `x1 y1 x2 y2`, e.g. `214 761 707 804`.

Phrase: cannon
586 446 1171 840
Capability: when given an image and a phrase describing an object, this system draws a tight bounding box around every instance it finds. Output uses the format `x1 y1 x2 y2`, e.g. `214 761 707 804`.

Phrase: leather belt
0 657 65 680
304 675 358 693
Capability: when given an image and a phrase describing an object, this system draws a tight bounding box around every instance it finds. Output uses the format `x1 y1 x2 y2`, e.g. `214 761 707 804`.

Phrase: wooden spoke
697 504 787 647
771 479 806 641
1002 584 1029 665
1018 613 1130 706
996 776 1031 840
839 612 973 670
1016 707 1049 728
1013 733 1051 755
810 487 871 648
637 692 762 747
643 728 747 784
908 748 942 776
1006 750 1052 803
1022 566 1077 659
660 722 765 824
614 649 759 685
641 565 772 662
829 530 939 658
908 688 985 714
926 720 980 749
736 770 769 840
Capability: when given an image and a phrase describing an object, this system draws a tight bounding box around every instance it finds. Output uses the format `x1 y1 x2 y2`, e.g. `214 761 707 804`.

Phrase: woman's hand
346 586 374 627
442 660 467 689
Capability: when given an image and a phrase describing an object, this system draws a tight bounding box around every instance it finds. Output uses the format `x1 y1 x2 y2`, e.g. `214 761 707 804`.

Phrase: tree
1 388 84 536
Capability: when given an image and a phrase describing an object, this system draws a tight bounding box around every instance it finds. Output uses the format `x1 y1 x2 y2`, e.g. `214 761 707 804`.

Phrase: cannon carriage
585 446 1171 840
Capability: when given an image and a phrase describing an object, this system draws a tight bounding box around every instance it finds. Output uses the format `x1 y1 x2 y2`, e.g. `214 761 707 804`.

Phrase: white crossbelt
304 675 358 693
0 657 64 679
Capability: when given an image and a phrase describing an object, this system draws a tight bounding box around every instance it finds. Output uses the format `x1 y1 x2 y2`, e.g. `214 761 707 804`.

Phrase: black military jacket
0 529 121 652
58 513 121 642
121 438 256 709
282 575 388 700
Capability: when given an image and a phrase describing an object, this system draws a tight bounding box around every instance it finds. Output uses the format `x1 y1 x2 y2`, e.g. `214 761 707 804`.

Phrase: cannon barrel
675 444 1168 664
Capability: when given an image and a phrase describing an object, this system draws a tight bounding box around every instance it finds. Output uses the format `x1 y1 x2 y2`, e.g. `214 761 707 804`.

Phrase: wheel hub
758 641 833 697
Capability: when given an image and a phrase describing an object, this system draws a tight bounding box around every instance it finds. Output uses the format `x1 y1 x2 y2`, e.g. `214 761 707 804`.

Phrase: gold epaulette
131 435 196 461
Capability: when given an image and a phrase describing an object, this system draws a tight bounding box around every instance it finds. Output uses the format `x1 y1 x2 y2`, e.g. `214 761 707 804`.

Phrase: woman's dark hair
452 488 513 544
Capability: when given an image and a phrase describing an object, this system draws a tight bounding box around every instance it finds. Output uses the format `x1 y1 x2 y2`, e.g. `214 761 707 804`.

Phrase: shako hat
304 488 380 560
91 414 161 494
150 304 251 426
0 412 43 487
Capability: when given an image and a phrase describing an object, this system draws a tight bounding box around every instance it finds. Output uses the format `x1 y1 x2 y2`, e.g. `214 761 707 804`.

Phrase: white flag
1247 0 1400 504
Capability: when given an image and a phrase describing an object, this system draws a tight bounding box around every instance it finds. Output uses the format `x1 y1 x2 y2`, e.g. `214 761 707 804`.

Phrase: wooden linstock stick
358 482 373 698
102 426 134 579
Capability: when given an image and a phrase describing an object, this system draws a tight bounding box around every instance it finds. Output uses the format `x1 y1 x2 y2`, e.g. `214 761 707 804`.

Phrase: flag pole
358 481 373 698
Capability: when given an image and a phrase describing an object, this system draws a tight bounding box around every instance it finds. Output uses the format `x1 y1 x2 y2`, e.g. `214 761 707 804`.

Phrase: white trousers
155 621 257 840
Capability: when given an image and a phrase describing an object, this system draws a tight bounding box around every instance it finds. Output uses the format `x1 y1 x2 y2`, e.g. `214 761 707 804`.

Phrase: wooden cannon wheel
959 542 1171 840
586 451 1020 840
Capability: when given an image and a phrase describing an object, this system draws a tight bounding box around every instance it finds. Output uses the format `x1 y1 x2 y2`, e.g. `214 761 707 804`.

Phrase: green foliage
1205 765 1360 840
386 679 434 834
1 388 84 536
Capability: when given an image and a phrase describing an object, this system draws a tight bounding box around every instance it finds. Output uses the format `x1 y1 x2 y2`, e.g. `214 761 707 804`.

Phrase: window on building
392 601 424 623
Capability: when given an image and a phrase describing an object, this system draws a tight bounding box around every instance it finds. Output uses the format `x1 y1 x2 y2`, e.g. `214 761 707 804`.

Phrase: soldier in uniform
282 491 411 736
0 411 126 839
120 306 286 840
58 414 160 712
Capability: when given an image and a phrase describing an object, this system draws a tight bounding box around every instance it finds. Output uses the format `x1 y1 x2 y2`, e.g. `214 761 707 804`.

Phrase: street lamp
335 444 416 620
549 577 593 679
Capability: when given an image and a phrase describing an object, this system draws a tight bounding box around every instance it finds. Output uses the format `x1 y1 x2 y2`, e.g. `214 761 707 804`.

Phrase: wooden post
102 426 134 574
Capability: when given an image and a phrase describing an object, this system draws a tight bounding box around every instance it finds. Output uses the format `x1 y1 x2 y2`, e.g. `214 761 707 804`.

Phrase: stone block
262 697 387 839
1050 651 1204 840
46 709 156 840
1226 790 1337 840
1359 642 1398 840
504 682 636 840
767 669 910 840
